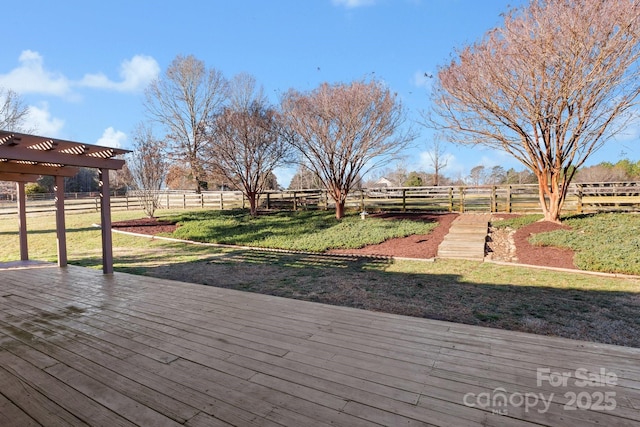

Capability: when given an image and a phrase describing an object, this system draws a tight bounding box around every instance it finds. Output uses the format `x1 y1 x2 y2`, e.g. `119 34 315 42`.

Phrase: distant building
373 177 394 187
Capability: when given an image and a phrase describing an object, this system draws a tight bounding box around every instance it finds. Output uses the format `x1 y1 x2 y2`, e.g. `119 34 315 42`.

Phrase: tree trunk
536 172 564 223
335 200 346 219
248 193 258 217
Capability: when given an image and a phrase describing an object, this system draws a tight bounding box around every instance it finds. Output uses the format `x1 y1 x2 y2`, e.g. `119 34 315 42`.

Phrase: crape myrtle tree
144 55 227 193
282 79 414 219
429 0 640 222
127 124 169 217
206 74 292 216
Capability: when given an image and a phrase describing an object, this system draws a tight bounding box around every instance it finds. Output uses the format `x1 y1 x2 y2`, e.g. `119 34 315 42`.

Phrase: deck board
0 263 639 426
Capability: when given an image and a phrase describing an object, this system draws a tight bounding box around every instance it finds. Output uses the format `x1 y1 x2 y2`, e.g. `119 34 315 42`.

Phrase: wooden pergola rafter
0 131 130 274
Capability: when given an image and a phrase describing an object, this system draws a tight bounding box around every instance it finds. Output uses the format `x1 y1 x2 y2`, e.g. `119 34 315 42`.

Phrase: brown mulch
328 212 458 259
111 212 576 268
513 221 575 269
112 218 178 235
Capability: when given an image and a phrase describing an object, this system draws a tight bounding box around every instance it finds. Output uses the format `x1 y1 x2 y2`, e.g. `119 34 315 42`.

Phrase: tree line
2 0 639 223
126 57 412 218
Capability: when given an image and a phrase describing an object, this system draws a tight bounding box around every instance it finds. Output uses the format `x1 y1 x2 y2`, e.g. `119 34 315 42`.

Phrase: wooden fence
1 182 639 217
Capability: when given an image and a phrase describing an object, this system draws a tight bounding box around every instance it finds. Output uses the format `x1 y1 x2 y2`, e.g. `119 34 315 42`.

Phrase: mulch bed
513 221 575 269
328 212 458 259
112 218 178 235
111 212 577 269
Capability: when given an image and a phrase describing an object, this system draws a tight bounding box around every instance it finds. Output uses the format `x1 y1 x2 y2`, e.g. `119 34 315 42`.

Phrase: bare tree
144 55 227 193
0 87 30 132
574 163 628 183
282 79 414 219
468 165 486 186
127 124 169 217
424 138 449 186
429 0 640 222
206 74 291 216
288 164 323 190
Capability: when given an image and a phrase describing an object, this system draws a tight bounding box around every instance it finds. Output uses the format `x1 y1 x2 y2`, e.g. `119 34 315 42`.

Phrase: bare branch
282 78 415 218
144 55 228 192
428 0 640 221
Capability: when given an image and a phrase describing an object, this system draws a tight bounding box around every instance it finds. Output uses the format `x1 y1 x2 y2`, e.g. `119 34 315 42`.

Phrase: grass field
166 210 437 251
1 209 639 347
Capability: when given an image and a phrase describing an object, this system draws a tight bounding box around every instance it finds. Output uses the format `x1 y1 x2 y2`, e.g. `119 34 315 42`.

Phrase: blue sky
2 0 638 187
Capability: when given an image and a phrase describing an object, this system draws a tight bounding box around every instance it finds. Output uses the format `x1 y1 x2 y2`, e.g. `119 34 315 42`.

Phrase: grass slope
167 210 437 252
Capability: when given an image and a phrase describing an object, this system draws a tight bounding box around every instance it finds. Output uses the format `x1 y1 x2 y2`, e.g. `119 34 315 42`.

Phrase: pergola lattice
0 131 130 274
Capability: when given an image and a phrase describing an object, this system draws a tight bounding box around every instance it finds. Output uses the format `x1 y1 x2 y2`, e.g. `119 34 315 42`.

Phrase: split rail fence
1 182 639 217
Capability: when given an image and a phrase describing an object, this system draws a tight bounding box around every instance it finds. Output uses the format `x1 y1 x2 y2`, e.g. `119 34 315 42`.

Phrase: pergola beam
0 145 125 170
0 172 40 182
0 162 80 177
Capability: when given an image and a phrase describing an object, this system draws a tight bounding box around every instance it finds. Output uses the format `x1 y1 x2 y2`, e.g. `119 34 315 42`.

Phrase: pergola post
99 169 114 274
54 175 67 267
16 182 28 261
0 131 129 273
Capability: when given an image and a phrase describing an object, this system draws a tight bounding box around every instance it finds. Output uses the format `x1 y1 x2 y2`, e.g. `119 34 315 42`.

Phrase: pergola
0 131 130 274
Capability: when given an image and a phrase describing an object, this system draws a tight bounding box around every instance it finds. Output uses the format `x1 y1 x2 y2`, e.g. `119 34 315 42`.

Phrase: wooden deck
0 263 639 426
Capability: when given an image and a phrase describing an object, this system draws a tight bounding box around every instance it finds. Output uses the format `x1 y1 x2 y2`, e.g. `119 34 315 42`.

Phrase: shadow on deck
0 263 639 426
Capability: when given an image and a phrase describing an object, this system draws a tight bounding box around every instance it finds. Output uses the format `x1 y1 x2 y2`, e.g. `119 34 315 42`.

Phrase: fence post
506 185 512 213
491 186 496 213
459 187 465 213
266 193 271 210
201 193 204 208
293 192 298 211
576 184 583 214
361 190 365 212
448 187 453 212
219 193 224 210
401 189 406 212
242 193 245 210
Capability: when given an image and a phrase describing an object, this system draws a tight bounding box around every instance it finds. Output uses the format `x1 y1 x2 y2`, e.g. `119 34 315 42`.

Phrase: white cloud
332 0 376 8
0 50 72 97
24 102 65 136
80 55 160 92
96 127 127 148
0 51 159 98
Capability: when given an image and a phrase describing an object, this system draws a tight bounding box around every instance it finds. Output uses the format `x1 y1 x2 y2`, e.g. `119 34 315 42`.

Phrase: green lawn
166 209 437 251
1 209 639 347
494 212 640 275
